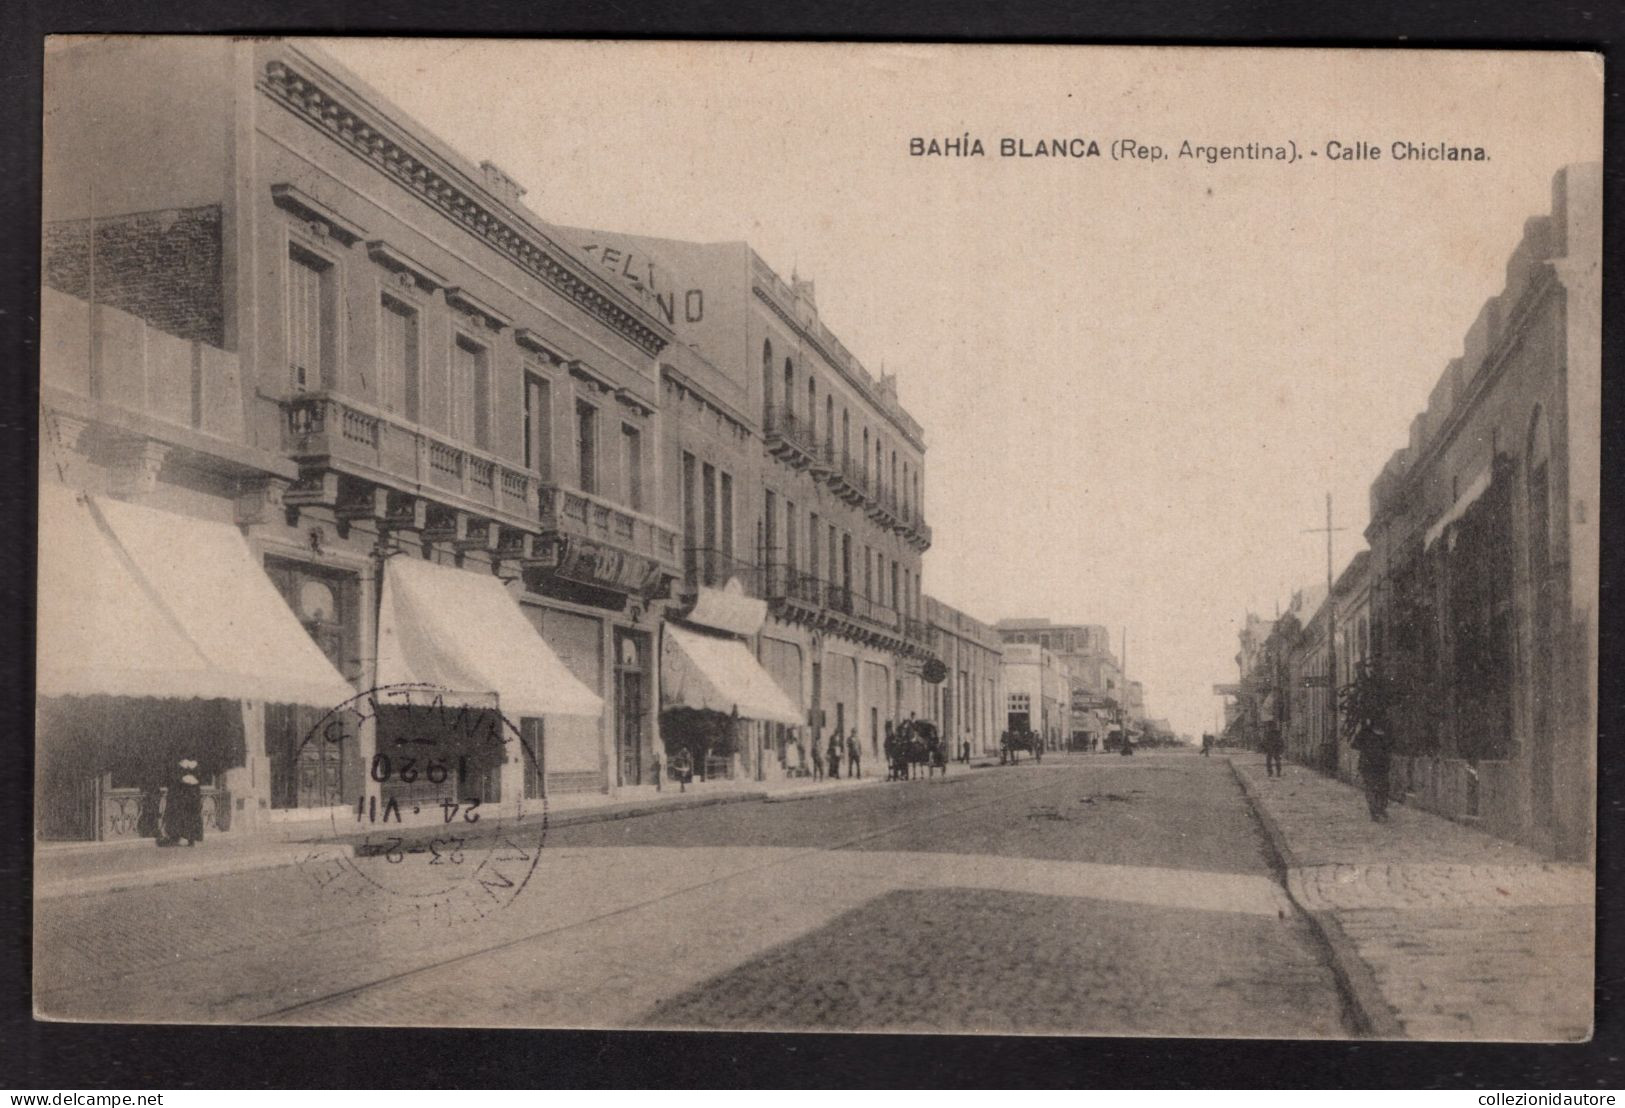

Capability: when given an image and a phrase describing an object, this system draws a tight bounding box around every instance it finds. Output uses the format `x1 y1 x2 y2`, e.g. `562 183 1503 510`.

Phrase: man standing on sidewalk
1261 721 1285 778
1353 723 1393 821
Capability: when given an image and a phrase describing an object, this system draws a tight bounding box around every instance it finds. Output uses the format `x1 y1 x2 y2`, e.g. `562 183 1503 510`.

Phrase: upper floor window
681 451 698 545
783 358 795 418
762 340 774 420
451 335 490 449
524 371 552 479
807 377 817 441
575 398 598 494
287 244 335 392
621 423 643 512
378 294 419 420
720 472 734 558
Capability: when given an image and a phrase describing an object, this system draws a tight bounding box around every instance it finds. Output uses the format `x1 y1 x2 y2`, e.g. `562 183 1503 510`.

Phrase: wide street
36 751 1353 1036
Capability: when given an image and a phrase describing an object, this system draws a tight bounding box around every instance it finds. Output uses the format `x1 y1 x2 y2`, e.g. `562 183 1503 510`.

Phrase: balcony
764 563 826 610
763 404 817 469
537 483 683 578
282 391 536 529
820 446 869 505
895 504 933 552
866 485 900 528
683 547 762 596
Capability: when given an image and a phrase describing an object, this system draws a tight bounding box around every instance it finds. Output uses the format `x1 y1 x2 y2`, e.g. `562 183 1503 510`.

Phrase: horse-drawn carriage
999 729 1043 765
888 720 948 780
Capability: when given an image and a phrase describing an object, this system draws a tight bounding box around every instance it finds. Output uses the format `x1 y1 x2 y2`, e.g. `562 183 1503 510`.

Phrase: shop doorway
263 558 360 810
615 629 650 786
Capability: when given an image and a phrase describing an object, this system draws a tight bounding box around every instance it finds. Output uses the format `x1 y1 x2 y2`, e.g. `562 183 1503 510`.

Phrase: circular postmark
292 683 546 926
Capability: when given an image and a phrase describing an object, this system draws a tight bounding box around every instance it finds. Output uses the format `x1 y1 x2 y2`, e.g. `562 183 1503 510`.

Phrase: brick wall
43 205 223 348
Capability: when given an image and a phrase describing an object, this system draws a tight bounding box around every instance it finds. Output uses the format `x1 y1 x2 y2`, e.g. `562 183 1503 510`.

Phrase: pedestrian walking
810 739 824 782
882 722 897 781
847 728 861 778
827 733 842 779
1354 723 1394 822
161 757 204 847
1261 721 1285 778
650 750 662 791
1201 732 1213 757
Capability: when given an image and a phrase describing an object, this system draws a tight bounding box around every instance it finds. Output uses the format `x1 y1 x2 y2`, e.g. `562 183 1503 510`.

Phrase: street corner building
1225 163 1601 862
35 38 948 846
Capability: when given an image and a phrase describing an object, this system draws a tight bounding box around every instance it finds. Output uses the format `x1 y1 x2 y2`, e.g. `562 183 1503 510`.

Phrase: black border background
2 0 1621 1089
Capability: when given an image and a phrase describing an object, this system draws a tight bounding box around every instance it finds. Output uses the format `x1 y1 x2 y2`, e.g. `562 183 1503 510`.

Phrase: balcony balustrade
282 391 681 579
763 404 818 468
282 391 535 528
764 563 826 608
537 483 682 574
683 547 762 596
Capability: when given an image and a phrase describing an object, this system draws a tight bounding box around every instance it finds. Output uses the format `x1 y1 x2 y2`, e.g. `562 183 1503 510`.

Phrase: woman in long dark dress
162 758 205 846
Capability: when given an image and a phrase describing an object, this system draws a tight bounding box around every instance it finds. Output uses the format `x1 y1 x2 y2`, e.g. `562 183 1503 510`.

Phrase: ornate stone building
40 40 686 839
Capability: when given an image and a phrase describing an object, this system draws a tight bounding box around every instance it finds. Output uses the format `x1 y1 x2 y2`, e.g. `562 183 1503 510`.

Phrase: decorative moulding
444 287 513 331
270 183 366 246
259 58 668 357
366 240 447 291
514 328 570 364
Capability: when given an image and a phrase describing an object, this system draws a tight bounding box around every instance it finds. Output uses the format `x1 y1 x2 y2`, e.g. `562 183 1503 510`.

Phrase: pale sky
316 40 1602 738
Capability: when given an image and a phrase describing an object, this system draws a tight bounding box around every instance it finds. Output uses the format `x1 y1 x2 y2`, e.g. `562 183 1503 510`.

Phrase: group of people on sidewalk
800 726 866 781
134 757 207 847
1253 715 1395 823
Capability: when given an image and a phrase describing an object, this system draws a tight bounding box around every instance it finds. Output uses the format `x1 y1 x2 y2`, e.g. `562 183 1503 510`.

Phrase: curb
35 843 358 902
1226 756 1407 1040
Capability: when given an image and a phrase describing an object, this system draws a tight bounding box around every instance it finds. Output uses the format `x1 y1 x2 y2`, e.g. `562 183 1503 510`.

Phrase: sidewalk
1229 754 1592 1041
33 770 888 901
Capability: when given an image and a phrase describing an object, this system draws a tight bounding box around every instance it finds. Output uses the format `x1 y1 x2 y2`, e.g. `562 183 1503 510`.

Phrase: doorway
615 629 649 787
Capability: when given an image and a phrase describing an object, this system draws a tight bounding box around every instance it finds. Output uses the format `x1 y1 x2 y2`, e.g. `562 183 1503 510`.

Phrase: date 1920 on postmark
292 683 547 927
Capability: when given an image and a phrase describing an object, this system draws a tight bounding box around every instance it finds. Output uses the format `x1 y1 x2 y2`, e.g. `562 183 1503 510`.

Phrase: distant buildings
994 619 1130 749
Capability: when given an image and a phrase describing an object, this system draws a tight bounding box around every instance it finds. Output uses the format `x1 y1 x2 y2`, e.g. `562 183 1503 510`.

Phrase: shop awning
683 577 767 636
37 481 356 706
661 623 803 725
376 555 601 718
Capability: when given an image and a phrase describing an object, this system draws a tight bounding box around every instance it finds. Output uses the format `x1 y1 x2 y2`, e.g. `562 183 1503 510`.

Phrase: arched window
783 358 795 419
762 340 774 420
842 409 851 464
890 450 898 505
825 395 835 450
876 440 884 495
807 376 817 441
862 428 870 485
903 461 910 515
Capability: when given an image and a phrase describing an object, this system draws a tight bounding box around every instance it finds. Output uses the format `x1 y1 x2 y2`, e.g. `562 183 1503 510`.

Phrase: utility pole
1304 493 1347 770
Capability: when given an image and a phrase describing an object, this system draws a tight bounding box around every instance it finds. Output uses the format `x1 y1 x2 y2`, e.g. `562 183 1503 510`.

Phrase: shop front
36 480 357 842
660 580 801 783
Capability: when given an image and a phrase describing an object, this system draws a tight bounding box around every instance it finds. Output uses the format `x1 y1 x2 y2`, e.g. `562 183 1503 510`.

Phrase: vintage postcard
35 39 1600 1040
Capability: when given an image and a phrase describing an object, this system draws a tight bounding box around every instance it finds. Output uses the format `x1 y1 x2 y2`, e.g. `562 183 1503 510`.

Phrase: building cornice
1380 264 1560 521
751 284 926 453
259 57 670 358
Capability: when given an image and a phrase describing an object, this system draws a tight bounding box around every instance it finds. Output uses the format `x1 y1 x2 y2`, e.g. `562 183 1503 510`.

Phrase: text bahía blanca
910 135 1101 157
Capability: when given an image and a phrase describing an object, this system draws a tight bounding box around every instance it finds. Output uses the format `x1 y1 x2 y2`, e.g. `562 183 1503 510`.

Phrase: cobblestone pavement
37 754 1350 1035
1231 755 1593 1041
